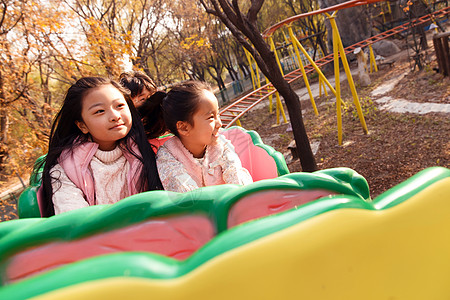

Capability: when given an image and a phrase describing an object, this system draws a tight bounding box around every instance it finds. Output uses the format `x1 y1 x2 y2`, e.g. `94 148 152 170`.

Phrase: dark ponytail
162 81 211 137
138 91 168 139
119 71 157 99
137 80 212 139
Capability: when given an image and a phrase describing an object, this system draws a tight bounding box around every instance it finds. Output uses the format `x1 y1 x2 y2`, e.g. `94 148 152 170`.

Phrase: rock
319 0 371 49
287 140 321 159
372 40 401 57
288 140 298 160
359 72 371 87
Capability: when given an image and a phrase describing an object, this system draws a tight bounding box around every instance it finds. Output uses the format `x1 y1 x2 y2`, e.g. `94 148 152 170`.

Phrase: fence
214 54 312 106
215 77 255 106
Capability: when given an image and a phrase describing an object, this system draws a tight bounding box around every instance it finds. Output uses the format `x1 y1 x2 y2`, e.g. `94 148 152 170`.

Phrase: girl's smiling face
178 90 222 158
76 84 132 151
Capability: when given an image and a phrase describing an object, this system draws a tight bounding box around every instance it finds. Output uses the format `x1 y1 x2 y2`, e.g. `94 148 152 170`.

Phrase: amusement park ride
219 0 449 143
1 0 449 299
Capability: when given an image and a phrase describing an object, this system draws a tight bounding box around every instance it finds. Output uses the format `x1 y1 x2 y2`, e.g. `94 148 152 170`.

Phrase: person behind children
119 71 157 108
140 80 253 193
37 77 163 216
119 71 166 140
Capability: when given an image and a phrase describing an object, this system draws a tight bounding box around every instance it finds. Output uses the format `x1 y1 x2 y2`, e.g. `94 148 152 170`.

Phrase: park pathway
293 69 450 115
370 73 450 114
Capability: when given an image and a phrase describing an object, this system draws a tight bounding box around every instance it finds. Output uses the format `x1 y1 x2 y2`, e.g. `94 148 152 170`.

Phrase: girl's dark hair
37 77 162 217
119 71 157 99
139 80 211 138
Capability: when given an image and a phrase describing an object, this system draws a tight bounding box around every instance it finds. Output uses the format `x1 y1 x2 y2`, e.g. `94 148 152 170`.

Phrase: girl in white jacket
138 81 253 193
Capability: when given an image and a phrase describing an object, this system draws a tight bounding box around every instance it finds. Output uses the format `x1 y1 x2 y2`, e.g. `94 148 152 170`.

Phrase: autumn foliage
1 0 328 182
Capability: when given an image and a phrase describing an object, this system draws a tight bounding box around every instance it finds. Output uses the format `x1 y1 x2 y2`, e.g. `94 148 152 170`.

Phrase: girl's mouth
110 123 125 130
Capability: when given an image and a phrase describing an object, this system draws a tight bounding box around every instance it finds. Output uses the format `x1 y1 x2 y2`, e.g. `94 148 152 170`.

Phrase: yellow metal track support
331 17 343 146
266 79 274 114
232 112 242 127
369 44 378 73
288 28 337 97
319 76 329 97
269 36 285 77
327 12 369 145
271 92 289 127
282 31 296 62
288 26 319 116
244 48 261 91
268 37 288 125
244 48 256 90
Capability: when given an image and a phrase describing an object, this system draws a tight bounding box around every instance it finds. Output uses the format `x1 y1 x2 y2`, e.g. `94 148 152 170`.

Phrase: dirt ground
0 31 449 221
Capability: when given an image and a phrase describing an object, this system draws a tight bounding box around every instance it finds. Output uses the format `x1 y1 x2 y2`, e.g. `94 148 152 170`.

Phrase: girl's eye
117 103 127 109
94 109 104 114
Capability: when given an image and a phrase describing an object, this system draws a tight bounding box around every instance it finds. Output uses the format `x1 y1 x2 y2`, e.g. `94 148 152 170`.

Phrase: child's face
76 84 132 151
133 87 152 108
179 90 222 158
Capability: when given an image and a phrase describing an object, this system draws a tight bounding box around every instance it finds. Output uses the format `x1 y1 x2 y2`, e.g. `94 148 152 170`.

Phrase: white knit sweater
51 146 130 214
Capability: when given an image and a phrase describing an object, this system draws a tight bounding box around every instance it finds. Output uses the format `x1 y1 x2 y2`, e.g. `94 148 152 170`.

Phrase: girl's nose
110 110 121 121
215 116 222 128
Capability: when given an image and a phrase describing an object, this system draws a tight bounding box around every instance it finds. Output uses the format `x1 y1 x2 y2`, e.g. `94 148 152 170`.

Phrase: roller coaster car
4 126 449 299
17 126 290 218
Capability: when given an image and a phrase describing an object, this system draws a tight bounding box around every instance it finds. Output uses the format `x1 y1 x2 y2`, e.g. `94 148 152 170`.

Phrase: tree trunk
0 110 7 173
148 47 162 85
263 54 317 171
238 63 249 77
214 66 226 90
227 67 236 81
0 91 8 173
0 70 8 145
0 109 7 144
38 63 52 105
246 26 317 171
208 69 226 91
317 32 329 56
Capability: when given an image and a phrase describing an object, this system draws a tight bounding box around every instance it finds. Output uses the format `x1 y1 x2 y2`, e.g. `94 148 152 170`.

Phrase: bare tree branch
199 0 218 16
247 0 264 24
231 0 245 26
0 1 23 35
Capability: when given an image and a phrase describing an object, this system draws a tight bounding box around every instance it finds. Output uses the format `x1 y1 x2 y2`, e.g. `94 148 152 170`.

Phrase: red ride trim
6 215 214 283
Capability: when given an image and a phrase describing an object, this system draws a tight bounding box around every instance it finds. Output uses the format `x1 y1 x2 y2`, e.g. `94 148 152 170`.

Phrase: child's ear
176 121 191 136
75 120 89 134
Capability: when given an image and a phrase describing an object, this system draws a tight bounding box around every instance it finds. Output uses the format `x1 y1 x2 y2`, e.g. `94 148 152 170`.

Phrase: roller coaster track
219 5 450 128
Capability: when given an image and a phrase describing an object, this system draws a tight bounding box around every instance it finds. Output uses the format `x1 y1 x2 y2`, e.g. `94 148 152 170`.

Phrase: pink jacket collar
162 137 225 187
57 141 142 206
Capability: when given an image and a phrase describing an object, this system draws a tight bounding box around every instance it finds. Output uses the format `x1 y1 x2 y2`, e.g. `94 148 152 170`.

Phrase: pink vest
160 136 226 187
38 141 143 209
